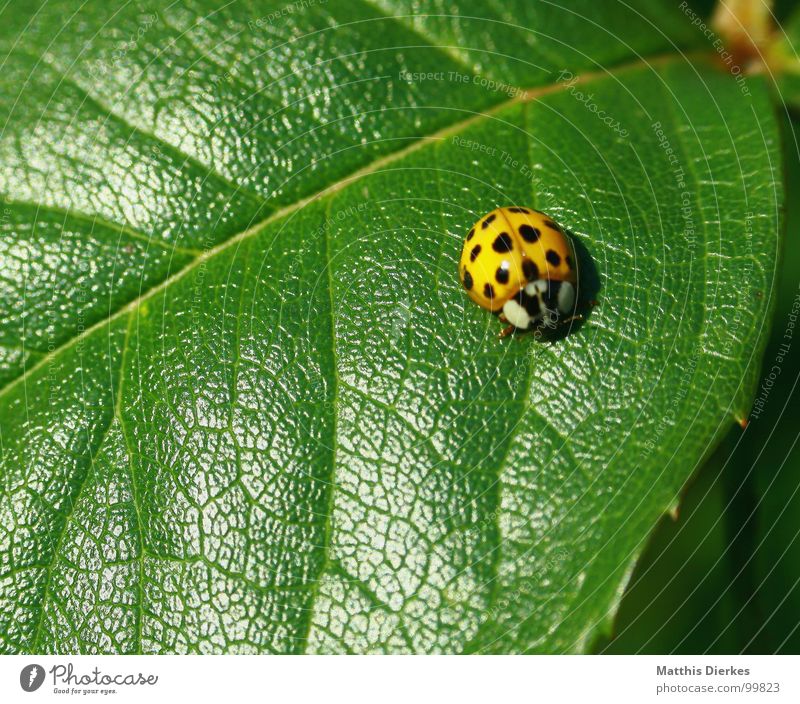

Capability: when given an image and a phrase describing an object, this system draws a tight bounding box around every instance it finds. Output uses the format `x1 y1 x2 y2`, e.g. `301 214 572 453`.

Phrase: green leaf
731 114 800 654
598 435 747 654
0 1 782 653
603 112 800 655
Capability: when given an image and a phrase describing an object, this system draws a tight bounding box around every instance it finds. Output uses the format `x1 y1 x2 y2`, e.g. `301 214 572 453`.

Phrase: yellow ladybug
459 207 579 336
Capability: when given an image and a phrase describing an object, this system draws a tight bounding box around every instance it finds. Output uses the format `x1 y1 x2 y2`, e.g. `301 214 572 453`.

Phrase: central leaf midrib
0 52 689 403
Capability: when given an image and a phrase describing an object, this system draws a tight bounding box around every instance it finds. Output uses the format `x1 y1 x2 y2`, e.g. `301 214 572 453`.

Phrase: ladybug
459 207 579 337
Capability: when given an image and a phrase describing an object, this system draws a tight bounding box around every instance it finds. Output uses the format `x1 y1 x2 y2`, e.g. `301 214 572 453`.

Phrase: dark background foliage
602 110 800 654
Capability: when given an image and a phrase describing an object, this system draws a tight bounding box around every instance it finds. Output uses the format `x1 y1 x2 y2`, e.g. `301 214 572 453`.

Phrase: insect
459 207 579 337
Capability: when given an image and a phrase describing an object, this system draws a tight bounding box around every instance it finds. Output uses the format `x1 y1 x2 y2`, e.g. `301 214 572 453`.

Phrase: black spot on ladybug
546 250 561 266
522 260 538 281
484 283 495 299
470 244 481 262
519 224 540 242
518 287 541 317
566 255 574 270
544 219 561 232
467 228 475 241
492 232 513 252
495 266 509 284
543 280 562 309
507 207 530 214
482 213 496 229
463 269 473 290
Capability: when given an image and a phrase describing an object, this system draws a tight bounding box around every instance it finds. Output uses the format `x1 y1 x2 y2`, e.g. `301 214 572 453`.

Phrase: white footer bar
0 655 796 703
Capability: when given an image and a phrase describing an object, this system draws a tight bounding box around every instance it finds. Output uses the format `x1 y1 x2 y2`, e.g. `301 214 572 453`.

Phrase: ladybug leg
499 323 516 339
561 300 599 326
558 300 597 329
559 314 584 328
